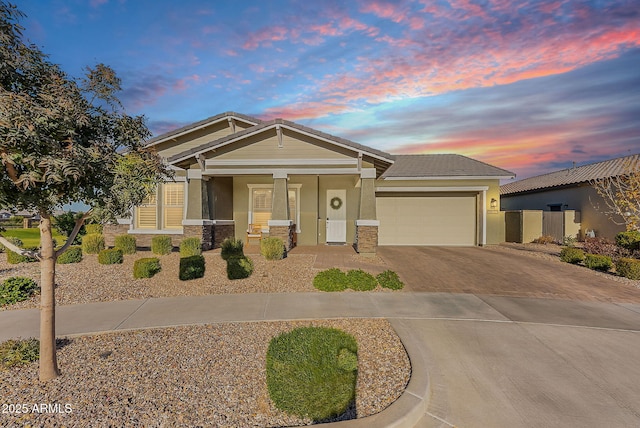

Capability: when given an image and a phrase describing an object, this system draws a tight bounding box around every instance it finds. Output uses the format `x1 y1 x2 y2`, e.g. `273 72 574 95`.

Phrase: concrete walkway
3 292 640 427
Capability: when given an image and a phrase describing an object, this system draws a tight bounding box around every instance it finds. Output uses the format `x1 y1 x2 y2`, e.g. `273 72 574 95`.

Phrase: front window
163 183 185 229
136 193 157 229
249 185 300 232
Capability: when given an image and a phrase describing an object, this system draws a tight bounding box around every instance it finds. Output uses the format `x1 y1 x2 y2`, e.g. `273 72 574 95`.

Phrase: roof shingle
381 154 514 179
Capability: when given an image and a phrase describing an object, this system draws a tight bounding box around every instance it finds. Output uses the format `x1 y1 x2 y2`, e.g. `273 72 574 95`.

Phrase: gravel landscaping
0 319 411 427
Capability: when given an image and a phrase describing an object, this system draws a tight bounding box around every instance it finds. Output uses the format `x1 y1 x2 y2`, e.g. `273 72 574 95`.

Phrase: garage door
377 195 477 245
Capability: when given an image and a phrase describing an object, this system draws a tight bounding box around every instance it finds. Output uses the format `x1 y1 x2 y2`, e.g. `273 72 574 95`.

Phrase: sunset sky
18 0 640 180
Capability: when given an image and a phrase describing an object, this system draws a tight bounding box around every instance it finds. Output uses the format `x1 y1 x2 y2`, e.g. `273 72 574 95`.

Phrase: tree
0 2 171 381
590 156 640 232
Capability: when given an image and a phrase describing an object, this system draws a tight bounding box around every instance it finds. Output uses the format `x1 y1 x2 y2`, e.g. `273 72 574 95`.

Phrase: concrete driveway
377 246 640 303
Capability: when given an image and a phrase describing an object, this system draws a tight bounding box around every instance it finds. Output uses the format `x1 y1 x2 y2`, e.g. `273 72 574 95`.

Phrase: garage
376 194 477 246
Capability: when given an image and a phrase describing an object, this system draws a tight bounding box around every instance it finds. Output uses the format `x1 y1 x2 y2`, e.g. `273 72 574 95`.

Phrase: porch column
268 172 295 251
355 169 379 254
183 169 214 250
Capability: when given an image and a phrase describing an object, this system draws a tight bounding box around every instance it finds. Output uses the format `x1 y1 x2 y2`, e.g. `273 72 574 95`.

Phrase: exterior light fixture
490 198 498 209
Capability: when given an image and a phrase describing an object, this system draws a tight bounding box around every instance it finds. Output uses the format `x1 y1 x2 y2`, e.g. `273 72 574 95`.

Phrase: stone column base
103 224 131 247
355 224 378 254
269 224 296 251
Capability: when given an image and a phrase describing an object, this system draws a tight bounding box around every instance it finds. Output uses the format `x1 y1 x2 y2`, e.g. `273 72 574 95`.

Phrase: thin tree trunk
39 214 59 381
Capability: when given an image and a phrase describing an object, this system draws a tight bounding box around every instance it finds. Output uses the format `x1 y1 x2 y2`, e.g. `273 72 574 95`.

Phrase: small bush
180 237 202 257
376 270 404 290
82 233 105 254
151 235 173 255
559 247 585 264
615 258 640 280
179 255 205 280
615 231 640 251
313 268 348 292
227 256 254 280
584 253 612 271
261 237 284 260
98 248 123 265
0 277 38 306
532 235 555 244
1 338 39 369
346 269 377 291
221 237 244 260
114 234 136 255
562 235 578 247
133 257 161 279
266 326 357 421
85 224 103 235
57 246 83 264
583 237 622 259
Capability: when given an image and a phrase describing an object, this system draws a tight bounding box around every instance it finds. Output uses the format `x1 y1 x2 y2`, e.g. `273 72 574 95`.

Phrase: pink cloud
360 1 408 23
242 26 288 50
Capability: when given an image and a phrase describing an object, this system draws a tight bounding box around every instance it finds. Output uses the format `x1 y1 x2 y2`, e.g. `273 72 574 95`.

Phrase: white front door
326 189 347 243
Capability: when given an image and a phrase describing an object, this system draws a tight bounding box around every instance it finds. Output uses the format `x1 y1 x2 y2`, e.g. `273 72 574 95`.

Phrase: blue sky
18 0 640 179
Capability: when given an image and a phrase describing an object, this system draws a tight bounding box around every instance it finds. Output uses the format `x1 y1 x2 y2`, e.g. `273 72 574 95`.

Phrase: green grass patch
1 338 39 369
266 326 357 421
0 228 66 248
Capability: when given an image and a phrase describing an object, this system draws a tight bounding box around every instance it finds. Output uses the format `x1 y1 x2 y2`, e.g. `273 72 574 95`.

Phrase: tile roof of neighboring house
500 154 640 195
381 154 515 179
167 118 395 164
145 111 262 147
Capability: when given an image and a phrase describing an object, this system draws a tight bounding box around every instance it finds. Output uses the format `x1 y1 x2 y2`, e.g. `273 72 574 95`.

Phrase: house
500 154 640 240
105 112 514 253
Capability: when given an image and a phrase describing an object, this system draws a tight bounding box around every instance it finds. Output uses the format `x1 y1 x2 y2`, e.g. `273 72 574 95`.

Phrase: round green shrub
615 231 640 251
227 255 254 280
615 258 640 280
114 234 136 255
221 237 244 260
133 257 161 279
376 270 404 290
261 237 284 260
313 268 348 292
98 248 123 265
584 253 612 271
57 246 82 264
179 255 205 280
346 269 377 291
1 338 39 369
559 247 585 264
1 277 38 306
151 235 173 255
84 223 103 235
82 233 105 254
180 237 202 257
266 327 357 421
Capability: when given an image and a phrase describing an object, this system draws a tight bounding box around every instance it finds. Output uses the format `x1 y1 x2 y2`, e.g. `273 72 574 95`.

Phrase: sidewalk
3 292 640 427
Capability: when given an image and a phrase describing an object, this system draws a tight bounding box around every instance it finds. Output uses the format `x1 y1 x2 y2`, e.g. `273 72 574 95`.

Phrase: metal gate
542 212 564 241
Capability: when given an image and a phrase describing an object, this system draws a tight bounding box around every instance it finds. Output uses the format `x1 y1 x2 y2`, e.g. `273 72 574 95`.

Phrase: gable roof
381 154 515 179
146 111 262 147
500 154 640 195
166 118 395 165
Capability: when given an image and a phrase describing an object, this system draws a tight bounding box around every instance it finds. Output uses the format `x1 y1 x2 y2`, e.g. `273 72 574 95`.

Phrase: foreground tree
0 2 170 381
590 156 640 232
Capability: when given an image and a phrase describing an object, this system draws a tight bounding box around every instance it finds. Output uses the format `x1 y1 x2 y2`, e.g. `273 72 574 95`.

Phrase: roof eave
383 175 515 180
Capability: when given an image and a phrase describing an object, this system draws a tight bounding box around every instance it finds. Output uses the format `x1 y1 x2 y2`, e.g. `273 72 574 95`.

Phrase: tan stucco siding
501 185 625 240
155 121 235 159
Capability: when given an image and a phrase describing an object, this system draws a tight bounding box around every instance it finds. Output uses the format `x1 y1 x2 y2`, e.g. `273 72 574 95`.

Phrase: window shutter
163 183 184 229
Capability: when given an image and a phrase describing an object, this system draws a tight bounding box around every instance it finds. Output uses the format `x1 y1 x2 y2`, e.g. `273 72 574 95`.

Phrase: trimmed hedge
98 248 123 265
376 270 404 290
1 277 38 306
313 268 348 292
227 256 254 280
221 237 244 260
57 246 82 264
266 326 357 421
179 255 205 280
346 269 377 291
179 237 202 257
151 235 173 255
114 234 136 255
261 237 285 260
85 224 103 235
559 247 585 264
133 257 161 279
584 253 612 271
615 258 640 280
615 231 640 251
82 233 105 254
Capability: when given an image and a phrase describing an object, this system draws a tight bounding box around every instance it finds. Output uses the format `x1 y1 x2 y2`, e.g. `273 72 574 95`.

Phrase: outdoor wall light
490 198 498 209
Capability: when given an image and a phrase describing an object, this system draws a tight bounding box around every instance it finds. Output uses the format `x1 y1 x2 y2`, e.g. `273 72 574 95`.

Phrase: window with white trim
248 184 301 232
136 193 157 229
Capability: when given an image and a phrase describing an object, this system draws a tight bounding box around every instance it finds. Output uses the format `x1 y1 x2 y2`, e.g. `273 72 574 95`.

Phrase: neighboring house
106 112 514 253
500 154 640 240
